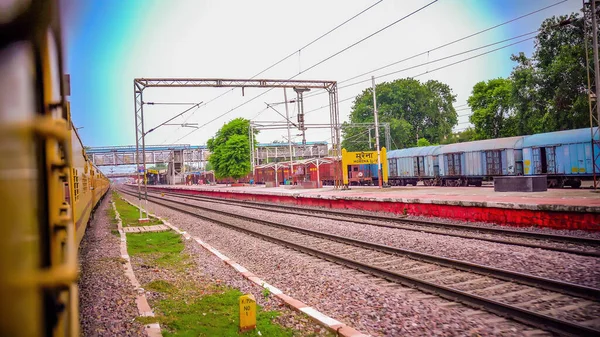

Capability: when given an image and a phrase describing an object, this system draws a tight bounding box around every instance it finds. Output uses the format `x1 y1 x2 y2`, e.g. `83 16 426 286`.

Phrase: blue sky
61 0 581 148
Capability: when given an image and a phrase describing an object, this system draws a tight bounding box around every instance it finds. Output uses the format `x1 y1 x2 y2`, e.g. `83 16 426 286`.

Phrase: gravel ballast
78 195 146 337
122 193 551 337
158 193 600 288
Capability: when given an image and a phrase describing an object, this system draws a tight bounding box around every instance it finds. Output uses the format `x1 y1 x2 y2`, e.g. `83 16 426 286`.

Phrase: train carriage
0 1 110 333
435 137 523 186
388 146 442 186
522 128 599 188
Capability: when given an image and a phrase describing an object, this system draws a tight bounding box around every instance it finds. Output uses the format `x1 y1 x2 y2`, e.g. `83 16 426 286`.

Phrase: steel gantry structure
134 78 342 217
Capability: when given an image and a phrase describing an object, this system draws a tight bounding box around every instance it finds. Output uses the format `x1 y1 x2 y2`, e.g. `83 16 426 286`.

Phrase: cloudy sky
62 0 580 149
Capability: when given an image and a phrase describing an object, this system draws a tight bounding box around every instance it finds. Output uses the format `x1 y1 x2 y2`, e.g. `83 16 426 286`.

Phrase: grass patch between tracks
127 230 311 337
106 197 119 236
112 191 163 227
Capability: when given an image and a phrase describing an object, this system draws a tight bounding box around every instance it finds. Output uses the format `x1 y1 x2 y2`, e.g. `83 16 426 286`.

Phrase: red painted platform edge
144 186 600 231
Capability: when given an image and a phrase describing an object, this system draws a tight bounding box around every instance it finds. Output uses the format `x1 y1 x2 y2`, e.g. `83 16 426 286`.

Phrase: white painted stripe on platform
300 307 343 327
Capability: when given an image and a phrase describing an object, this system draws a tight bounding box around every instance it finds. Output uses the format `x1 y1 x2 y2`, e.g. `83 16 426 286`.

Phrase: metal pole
141 101 148 219
592 0 600 123
250 124 256 178
134 82 142 219
316 158 321 188
372 76 383 188
591 0 600 188
385 123 391 150
284 88 294 180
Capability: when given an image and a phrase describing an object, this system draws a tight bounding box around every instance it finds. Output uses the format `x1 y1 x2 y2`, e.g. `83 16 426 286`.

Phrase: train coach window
63 182 71 204
72 168 79 201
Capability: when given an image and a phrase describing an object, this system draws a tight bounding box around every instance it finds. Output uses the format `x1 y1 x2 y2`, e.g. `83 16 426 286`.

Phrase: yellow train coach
0 1 110 336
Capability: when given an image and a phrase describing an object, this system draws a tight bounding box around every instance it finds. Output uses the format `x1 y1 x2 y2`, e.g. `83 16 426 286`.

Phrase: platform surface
148 183 600 213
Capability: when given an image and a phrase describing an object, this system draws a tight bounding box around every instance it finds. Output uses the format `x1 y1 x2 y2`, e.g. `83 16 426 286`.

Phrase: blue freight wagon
522 127 599 188
387 146 442 186
436 137 524 186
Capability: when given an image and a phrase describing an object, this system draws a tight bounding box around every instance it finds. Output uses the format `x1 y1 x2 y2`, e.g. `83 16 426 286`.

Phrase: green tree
204 162 213 171
342 78 457 150
532 13 589 131
416 138 431 147
440 128 478 144
468 78 515 139
471 13 591 138
206 118 257 181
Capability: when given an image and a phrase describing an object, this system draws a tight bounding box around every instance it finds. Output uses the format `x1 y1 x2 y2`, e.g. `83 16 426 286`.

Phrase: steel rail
122 188 599 300
119 189 600 337
142 188 600 257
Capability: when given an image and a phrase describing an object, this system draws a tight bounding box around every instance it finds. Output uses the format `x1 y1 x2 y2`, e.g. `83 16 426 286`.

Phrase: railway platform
133 184 600 231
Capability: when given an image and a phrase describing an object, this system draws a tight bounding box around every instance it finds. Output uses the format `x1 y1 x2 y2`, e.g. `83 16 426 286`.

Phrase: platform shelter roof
255 157 335 170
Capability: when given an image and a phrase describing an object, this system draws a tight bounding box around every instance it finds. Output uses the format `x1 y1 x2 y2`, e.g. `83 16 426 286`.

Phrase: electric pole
372 76 383 188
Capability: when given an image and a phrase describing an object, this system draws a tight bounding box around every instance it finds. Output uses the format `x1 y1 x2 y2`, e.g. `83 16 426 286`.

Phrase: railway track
120 188 600 337
133 187 600 257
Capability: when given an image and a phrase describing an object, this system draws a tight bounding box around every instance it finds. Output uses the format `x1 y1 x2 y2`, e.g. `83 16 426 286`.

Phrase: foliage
416 138 431 147
207 118 257 180
204 161 213 172
126 231 183 257
342 78 457 151
113 193 163 227
125 227 321 337
468 78 515 139
440 128 478 144
468 13 591 139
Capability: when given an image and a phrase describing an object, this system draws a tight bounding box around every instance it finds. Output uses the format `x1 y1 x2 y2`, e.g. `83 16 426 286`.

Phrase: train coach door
485 150 502 175
413 157 425 176
446 153 461 175
533 147 550 174
545 147 556 174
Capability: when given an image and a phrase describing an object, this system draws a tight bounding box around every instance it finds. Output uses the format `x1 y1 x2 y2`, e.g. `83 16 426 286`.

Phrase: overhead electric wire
302 35 535 115
173 1 437 144
166 1 383 143
145 102 201 105
301 0 567 100
249 0 383 79
303 30 538 100
342 34 536 90
297 0 438 76
337 0 566 86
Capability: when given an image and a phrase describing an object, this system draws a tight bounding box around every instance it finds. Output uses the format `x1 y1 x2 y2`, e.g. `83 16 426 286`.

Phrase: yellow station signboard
341 148 388 186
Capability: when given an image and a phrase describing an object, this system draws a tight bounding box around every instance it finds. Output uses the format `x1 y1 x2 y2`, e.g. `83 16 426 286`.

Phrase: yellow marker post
239 294 256 332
